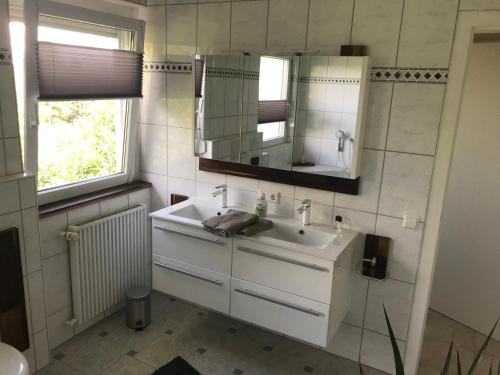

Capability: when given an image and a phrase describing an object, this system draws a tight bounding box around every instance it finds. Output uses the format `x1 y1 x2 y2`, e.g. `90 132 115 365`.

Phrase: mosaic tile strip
371 67 448 83
0 48 12 65
206 67 259 80
143 61 192 73
299 77 361 84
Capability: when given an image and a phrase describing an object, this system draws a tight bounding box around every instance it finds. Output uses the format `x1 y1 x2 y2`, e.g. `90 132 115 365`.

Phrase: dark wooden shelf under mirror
199 158 360 195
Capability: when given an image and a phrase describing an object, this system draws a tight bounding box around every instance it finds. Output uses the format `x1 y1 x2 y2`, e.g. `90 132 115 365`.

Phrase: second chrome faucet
297 199 312 225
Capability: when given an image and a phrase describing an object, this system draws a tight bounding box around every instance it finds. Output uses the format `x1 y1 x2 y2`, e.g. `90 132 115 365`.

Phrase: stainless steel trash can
126 286 151 330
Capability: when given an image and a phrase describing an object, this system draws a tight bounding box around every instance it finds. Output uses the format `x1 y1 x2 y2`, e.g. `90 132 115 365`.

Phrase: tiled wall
0 0 48 371
137 1 465 373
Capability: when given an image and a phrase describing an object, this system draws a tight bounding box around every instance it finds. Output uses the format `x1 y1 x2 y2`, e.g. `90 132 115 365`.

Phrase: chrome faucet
212 184 227 208
297 199 312 225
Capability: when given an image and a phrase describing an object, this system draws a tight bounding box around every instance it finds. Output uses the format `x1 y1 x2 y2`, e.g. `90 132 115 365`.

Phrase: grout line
304 0 311 51
393 0 407 67
349 0 356 45
264 0 270 52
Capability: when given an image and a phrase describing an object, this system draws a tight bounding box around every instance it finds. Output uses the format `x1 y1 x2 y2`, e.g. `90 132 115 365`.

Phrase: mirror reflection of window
258 56 289 143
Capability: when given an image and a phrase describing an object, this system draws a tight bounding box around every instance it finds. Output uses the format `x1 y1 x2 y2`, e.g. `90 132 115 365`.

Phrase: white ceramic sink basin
256 222 336 248
169 204 226 222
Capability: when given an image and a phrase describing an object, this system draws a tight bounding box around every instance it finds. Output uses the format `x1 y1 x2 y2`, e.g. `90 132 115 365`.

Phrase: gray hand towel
202 209 259 237
240 218 274 236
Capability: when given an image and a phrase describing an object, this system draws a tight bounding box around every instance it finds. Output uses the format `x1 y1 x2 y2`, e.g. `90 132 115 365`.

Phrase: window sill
38 180 151 218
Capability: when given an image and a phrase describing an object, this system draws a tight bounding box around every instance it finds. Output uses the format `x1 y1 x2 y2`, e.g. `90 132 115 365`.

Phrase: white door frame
405 10 500 375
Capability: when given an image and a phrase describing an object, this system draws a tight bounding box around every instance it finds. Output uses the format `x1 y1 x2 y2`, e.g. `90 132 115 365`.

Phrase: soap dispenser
255 191 268 217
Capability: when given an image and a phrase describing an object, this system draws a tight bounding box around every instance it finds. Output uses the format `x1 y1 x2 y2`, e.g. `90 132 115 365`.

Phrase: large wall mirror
194 54 370 195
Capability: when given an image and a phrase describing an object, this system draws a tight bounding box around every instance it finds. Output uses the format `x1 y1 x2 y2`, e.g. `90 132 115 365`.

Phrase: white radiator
66 204 148 324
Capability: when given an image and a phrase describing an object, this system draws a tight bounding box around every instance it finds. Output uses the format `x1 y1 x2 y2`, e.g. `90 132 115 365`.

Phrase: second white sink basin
256 222 336 249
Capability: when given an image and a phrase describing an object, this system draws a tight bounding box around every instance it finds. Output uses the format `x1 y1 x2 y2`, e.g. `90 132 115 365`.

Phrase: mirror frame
196 46 368 196
199 158 360 194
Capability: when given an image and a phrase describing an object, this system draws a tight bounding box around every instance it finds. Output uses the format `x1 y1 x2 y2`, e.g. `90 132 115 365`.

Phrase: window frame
23 0 145 205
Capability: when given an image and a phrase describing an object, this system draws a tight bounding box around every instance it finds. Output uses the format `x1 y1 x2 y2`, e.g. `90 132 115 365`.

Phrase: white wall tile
43 252 72 315
0 141 5 176
33 329 50 370
167 176 196 205
307 0 354 54
22 207 42 274
397 0 459 68
387 84 445 155
4 137 22 174
460 0 500 9
267 0 309 52
363 83 393 150
129 188 151 213
47 306 74 350
141 172 168 211
141 5 167 60
364 279 414 340
167 127 196 180
39 212 68 260
100 195 129 216
259 180 295 199
231 0 268 52
28 270 46 333
360 330 406 375
379 152 434 220
166 73 194 128
294 186 335 206
140 73 167 126
0 180 20 215
0 65 20 138
197 2 230 54
327 323 362 362
376 215 423 284
227 188 258 211
166 4 196 56
195 159 227 186
333 207 376 234
140 124 168 175
22 346 35 374
227 175 259 192
67 203 100 224
351 0 405 66
23 276 33 336
19 177 37 209
335 149 384 213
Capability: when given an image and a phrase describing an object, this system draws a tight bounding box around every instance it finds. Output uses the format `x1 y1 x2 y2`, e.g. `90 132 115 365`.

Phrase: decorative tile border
143 61 448 84
143 61 192 73
299 77 361 84
0 48 12 65
371 67 448 84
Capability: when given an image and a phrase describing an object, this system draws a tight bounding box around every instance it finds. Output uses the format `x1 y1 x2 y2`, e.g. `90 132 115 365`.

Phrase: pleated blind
37 42 143 100
258 100 288 124
195 59 204 98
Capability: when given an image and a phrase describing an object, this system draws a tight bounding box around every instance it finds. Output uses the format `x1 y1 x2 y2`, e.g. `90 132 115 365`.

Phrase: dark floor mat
151 356 201 375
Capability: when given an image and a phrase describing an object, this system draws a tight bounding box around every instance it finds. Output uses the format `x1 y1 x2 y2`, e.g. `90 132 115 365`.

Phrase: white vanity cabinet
151 210 360 348
152 218 232 314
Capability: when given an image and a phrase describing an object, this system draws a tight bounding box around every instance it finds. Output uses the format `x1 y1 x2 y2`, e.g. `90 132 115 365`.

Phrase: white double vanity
150 197 362 349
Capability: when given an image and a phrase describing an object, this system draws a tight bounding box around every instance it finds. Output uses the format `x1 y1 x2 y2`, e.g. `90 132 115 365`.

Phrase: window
10 2 144 204
258 56 289 143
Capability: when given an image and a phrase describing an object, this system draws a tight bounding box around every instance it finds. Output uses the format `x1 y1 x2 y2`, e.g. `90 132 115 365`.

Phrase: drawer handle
236 246 329 272
154 261 225 286
154 226 225 246
234 288 324 317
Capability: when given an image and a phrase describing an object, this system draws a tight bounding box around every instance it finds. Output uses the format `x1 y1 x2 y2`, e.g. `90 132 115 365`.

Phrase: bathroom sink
256 222 337 249
168 204 226 222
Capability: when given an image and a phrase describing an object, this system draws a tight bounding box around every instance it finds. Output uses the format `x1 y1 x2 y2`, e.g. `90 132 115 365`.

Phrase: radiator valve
65 231 79 241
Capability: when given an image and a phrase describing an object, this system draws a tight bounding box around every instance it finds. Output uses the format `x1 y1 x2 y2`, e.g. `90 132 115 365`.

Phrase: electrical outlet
268 192 281 204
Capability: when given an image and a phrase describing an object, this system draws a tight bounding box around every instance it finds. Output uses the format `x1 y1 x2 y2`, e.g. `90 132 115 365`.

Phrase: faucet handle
301 199 312 206
215 184 227 191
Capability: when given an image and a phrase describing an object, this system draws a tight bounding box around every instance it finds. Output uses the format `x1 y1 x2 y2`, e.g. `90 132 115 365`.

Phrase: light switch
402 215 419 229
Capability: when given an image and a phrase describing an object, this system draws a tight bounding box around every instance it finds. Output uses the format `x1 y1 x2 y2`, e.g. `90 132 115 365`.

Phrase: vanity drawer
230 278 330 347
232 239 333 304
152 219 232 275
152 254 230 314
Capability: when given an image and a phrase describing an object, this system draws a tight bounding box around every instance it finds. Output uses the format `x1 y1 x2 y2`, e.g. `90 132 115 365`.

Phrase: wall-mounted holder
357 234 391 281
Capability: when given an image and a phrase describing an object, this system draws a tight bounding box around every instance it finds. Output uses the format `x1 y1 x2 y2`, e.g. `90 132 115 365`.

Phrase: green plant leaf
467 320 498 375
383 305 405 375
440 336 454 375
